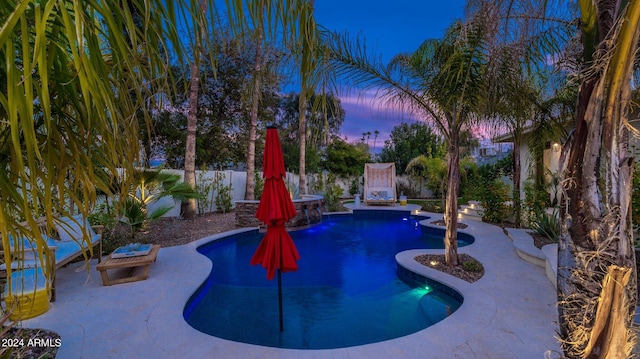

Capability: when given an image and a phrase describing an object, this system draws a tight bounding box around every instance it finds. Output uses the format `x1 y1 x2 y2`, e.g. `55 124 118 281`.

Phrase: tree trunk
557 4 640 356
444 129 460 266
180 0 207 219
181 59 198 219
512 130 521 226
298 92 307 195
245 29 263 200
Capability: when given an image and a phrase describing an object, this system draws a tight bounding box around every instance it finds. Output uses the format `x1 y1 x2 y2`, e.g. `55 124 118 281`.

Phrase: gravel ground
135 212 239 247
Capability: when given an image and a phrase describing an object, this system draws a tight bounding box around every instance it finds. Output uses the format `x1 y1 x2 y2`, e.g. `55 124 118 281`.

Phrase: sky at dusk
313 1 467 147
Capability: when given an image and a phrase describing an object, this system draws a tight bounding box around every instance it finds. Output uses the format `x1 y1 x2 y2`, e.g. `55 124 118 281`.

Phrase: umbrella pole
278 269 284 332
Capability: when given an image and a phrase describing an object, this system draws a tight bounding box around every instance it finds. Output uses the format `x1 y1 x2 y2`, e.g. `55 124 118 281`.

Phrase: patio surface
20 210 562 358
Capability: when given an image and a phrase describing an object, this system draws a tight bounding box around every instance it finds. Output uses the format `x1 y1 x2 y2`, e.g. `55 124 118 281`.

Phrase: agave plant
531 208 560 242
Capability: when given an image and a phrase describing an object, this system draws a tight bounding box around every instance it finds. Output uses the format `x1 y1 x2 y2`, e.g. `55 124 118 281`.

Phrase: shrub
523 178 550 228
421 200 443 213
462 258 483 273
349 178 360 197
254 171 264 200
313 172 345 212
195 170 214 214
212 172 233 213
531 208 560 242
477 178 512 224
88 203 118 230
396 180 420 199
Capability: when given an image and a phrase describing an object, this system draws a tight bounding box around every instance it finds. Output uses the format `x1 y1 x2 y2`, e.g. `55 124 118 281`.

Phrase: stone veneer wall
235 195 325 228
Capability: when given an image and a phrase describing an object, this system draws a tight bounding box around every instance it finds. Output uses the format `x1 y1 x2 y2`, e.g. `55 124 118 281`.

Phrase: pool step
459 202 483 221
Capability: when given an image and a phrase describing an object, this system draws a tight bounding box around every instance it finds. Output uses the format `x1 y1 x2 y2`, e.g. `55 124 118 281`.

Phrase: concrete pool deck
19 211 561 358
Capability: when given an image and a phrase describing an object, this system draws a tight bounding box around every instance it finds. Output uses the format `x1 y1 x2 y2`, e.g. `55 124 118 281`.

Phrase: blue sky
312 1 467 146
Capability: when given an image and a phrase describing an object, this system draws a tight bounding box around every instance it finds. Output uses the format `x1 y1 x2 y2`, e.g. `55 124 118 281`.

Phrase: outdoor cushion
54 215 98 243
8 234 56 261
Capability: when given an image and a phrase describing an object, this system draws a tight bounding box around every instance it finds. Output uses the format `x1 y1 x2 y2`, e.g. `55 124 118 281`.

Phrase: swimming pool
184 210 473 349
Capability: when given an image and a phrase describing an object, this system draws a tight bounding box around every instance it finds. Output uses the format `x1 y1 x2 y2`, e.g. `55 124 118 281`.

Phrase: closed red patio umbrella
250 126 300 331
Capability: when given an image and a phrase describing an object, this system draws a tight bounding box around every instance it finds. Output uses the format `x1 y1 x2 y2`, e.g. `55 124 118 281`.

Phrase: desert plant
531 209 560 242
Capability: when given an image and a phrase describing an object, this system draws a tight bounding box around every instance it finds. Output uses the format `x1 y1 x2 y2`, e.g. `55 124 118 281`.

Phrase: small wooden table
96 244 160 286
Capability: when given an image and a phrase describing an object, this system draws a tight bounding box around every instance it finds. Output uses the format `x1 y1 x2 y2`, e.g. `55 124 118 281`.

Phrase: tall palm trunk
181 0 207 219
181 59 200 218
245 29 263 200
512 131 521 226
444 127 460 266
298 92 307 195
558 3 640 357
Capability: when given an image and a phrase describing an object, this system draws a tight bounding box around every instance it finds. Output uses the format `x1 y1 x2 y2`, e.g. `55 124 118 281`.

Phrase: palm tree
554 2 640 357
182 0 211 218
486 0 640 355
0 0 185 281
373 130 380 151
324 10 491 266
225 0 319 200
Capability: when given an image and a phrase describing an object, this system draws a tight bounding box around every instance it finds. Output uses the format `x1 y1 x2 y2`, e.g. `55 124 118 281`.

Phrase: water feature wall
235 195 324 229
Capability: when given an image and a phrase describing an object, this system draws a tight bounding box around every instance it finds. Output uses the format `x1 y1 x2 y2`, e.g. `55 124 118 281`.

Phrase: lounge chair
364 163 397 206
1 214 103 302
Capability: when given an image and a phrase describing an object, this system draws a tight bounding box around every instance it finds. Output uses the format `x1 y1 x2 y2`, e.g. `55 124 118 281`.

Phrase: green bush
349 178 360 197
195 170 214 214
396 180 420 199
462 259 483 273
87 203 118 230
420 200 443 213
324 183 344 212
477 178 512 224
212 172 233 213
523 178 550 228
254 171 264 200
314 172 345 212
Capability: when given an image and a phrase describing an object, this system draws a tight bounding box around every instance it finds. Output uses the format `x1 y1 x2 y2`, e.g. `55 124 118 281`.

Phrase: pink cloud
337 90 424 145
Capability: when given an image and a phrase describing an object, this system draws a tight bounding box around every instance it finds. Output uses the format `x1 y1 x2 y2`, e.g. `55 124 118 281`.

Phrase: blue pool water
184 211 473 349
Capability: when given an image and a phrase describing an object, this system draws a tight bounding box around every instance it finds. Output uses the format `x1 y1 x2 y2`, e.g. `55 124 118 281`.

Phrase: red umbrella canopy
250 224 300 280
261 126 287 179
251 127 299 280
255 127 296 224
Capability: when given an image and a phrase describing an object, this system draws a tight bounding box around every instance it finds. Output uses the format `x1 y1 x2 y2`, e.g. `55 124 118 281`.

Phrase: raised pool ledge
235 194 325 229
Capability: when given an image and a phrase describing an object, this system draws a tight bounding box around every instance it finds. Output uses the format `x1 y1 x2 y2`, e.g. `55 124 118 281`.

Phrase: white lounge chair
1 214 103 301
364 163 397 206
